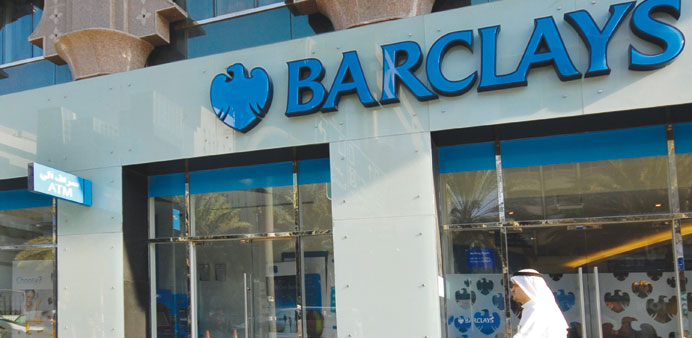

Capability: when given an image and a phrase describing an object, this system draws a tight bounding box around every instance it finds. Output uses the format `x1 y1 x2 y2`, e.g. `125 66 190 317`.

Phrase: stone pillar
29 0 186 80
329 133 443 337
287 0 434 30
57 166 126 338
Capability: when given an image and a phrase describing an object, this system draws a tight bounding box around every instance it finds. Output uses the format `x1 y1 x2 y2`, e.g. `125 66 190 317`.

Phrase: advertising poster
9 260 54 338
446 274 506 338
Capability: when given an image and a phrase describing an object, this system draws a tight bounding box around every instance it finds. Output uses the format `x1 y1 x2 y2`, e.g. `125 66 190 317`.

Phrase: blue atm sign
28 163 92 206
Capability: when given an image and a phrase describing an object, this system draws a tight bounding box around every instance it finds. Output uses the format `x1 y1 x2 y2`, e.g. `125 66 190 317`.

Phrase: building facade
0 0 691 337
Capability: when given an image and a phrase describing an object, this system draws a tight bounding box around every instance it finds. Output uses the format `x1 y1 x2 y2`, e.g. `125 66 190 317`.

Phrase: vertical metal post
293 155 307 338
189 242 198 338
495 141 512 337
578 267 587 338
666 123 688 337
244 273 250 338
52 198 58 338
149 243 158 338
593 267 603 338
495 141 506 224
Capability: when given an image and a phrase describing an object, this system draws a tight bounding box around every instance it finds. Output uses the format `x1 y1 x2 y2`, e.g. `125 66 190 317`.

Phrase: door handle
593 267 603 338
578 267 587 338
244 273 249 338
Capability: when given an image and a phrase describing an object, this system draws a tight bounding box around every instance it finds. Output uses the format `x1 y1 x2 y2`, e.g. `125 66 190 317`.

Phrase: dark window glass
154 243 190 338
1 2 40 63
216 0 254 16
258 0 284 6
186 7 291 59
0 190 54 246
187 0 214 21
0 60 55 96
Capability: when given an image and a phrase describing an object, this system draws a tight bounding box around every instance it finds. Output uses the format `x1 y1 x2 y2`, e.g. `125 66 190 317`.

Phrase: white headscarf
510 269 569 332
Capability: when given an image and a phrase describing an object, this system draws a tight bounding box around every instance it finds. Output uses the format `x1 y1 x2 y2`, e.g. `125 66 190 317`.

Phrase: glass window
150 156 335 337
443 229 505 338
149 173 186 238
502 126 669 221
438 143 499 225
301 235 337 337
1 1 42 64
0 248 57 337
190 162 295 236
0 190 54 246
298 159 332 231
506 222 677 338
153 243 190 338
186 7 292 59
0 60 72 96
0 188 56 338
675 123 692 212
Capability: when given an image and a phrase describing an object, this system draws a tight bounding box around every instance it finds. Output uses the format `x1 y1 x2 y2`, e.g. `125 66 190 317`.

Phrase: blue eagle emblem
473 310 500 335
448 315 472 333
554 289 576 312
210 63 273 133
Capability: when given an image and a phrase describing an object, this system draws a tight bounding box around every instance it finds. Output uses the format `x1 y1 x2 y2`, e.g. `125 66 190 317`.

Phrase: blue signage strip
0 189 52 211
297 159 331 185
149 173 186 198
674 122 692 154
28 163 92 206
439 142 496 173
190 161 293 194
501 125 667 169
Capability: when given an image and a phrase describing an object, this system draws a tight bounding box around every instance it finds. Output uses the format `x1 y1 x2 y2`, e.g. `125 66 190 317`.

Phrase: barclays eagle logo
210 63 273 133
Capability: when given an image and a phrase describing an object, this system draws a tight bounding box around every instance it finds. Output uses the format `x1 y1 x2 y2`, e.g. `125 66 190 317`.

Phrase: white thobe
513 300 569 338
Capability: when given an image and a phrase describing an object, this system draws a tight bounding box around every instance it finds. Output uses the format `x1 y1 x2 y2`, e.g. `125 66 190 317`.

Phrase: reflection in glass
186 8 291 59
196 239 296 338
153 195 186 238
443 229 504 338
0 60 60 96
440 170 498 225
154 243 189 338
679 219 692 335
677 153 692 212
299 183 332 231
301 235 337 337
0 206 54 246
0 248 56 338
506 222 677 338
504 157 669 221
216 0 254 15
193 186 295 236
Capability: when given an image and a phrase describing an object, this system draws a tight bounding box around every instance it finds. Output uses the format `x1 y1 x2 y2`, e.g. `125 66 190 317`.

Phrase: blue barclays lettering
473 317 495 324
564 2 635 77
285 58 327 116
281 0 684 115
322 51 377 112
628 0 685 70
213 0 685 130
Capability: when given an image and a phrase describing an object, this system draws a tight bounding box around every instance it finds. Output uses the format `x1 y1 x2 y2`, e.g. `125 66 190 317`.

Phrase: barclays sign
210 0 685 133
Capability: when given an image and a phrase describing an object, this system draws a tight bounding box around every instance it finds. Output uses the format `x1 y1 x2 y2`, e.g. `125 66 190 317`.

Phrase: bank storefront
0 0 691 337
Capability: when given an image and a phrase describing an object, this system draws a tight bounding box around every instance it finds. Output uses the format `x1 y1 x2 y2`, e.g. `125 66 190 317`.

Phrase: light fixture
564 222 692 268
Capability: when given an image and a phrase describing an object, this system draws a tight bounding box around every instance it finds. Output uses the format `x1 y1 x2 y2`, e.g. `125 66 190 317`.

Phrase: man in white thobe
511 269 569 338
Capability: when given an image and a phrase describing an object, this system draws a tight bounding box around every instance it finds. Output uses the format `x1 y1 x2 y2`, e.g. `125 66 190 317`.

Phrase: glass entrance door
505 221 680 338
195 238 300 338
444 220 683 338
